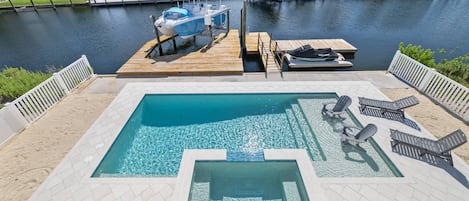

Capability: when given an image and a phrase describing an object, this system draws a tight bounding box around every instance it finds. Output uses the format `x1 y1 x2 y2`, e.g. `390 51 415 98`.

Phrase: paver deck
28 78 469 201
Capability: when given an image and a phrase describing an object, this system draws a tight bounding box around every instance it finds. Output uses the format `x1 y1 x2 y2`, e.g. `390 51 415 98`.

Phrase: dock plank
275 39 357 53
117 30 243 76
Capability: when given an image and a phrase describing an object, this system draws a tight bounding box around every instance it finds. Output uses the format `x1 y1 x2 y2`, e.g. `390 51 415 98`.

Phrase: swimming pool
92 93 401 177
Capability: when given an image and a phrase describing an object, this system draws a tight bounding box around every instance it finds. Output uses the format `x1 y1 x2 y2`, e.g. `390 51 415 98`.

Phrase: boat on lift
154 0 229 39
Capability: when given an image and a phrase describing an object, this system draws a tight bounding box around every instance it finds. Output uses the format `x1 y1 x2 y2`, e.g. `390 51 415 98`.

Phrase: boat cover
164 7 191 20
288 45 339 61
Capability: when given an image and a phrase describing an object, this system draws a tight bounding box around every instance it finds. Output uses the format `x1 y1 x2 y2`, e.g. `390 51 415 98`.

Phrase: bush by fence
0 55 94 147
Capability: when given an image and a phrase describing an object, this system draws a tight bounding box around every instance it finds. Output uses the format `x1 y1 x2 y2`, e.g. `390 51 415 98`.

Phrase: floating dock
244 32 357 70
246 33 357 56
117 30 243 76
275 39 357 55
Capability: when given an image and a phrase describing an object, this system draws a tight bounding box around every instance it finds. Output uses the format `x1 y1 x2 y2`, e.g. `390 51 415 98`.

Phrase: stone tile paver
25 79 469 201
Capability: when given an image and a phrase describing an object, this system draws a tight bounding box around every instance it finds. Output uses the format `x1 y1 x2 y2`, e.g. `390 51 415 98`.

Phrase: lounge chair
341 123 377 146
322 95 352 118
390 129 467 166
358 95 419 118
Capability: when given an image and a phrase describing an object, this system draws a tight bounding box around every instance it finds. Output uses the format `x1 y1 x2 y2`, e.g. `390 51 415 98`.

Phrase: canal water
1 0 469 74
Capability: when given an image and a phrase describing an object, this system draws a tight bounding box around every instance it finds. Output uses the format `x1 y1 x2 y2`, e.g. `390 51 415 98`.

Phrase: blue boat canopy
164 7 191 20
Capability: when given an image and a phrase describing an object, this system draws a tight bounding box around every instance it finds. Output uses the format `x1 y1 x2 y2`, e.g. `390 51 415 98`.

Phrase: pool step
291 103 325 161
190 182 210 201
221 197 264 201
227 152 264 161
285 108 307 149
282 181 303 201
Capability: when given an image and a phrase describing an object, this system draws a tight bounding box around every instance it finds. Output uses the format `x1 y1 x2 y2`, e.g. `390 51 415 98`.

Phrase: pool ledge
173 149 327 201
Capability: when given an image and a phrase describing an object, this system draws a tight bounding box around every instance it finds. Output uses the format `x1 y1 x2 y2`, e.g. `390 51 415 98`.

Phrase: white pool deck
29 80 469 201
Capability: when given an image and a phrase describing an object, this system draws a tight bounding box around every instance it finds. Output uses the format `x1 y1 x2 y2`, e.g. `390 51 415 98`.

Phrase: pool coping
29 81 469 200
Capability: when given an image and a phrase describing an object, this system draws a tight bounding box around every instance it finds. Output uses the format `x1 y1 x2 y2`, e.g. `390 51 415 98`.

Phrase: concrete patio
1 71 468 201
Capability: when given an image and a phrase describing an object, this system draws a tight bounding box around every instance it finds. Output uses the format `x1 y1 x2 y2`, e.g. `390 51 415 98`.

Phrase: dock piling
29 0 37 12
48 0 56 9
172 38 177 51
150 15 164 56
7 0 17 12
241 0 247 50
223 9 230 38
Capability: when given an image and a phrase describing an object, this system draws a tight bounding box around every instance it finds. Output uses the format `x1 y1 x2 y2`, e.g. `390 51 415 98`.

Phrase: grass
0 0 87 7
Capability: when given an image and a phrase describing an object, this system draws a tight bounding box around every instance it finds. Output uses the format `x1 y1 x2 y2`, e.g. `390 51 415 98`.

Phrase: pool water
93 93 401 177
189 161 309 201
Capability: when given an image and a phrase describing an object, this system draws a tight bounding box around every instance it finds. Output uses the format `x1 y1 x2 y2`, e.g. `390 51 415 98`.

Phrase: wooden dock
117 30 243 76
246 32 272 53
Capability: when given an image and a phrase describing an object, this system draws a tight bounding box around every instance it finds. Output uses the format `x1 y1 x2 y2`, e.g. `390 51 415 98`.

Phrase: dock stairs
246 32 283 78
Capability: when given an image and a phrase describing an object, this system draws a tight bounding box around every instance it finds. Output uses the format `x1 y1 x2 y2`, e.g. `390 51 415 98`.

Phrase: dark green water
1 0 469 73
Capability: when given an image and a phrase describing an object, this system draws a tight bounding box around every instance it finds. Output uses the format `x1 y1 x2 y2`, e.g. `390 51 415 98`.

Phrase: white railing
388 50 469 122
0 55 94 147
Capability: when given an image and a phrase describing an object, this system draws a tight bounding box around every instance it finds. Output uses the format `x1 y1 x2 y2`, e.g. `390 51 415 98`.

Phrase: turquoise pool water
93 93 401 177
189 161 309 201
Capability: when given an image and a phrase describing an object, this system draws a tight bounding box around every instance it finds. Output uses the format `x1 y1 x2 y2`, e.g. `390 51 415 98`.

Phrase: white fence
388 50 469 122
0 55 94 147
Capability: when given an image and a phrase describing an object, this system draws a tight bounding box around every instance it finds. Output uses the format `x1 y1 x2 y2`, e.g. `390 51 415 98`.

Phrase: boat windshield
164 7 191 20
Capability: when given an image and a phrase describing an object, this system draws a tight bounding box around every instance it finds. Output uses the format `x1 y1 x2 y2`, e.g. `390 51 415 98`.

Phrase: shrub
435 54 469 87
399 43 469 87
0 67 51 107
399 42 435 67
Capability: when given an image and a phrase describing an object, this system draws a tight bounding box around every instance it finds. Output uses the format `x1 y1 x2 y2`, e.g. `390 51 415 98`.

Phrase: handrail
257 33 282 71
1 55 94 147
8 55 94 125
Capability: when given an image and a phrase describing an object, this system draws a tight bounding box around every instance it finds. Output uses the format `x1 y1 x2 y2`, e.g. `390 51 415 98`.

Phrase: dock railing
256 33 282 72
0 55 94 147
388 50 469 122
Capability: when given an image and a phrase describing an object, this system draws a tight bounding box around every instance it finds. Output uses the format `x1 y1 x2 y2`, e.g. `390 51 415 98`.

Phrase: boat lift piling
240 0 247 50
147 15 178 57
225 9 230 37
29 0 37 11
7 0 17 12
150 15 164 56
